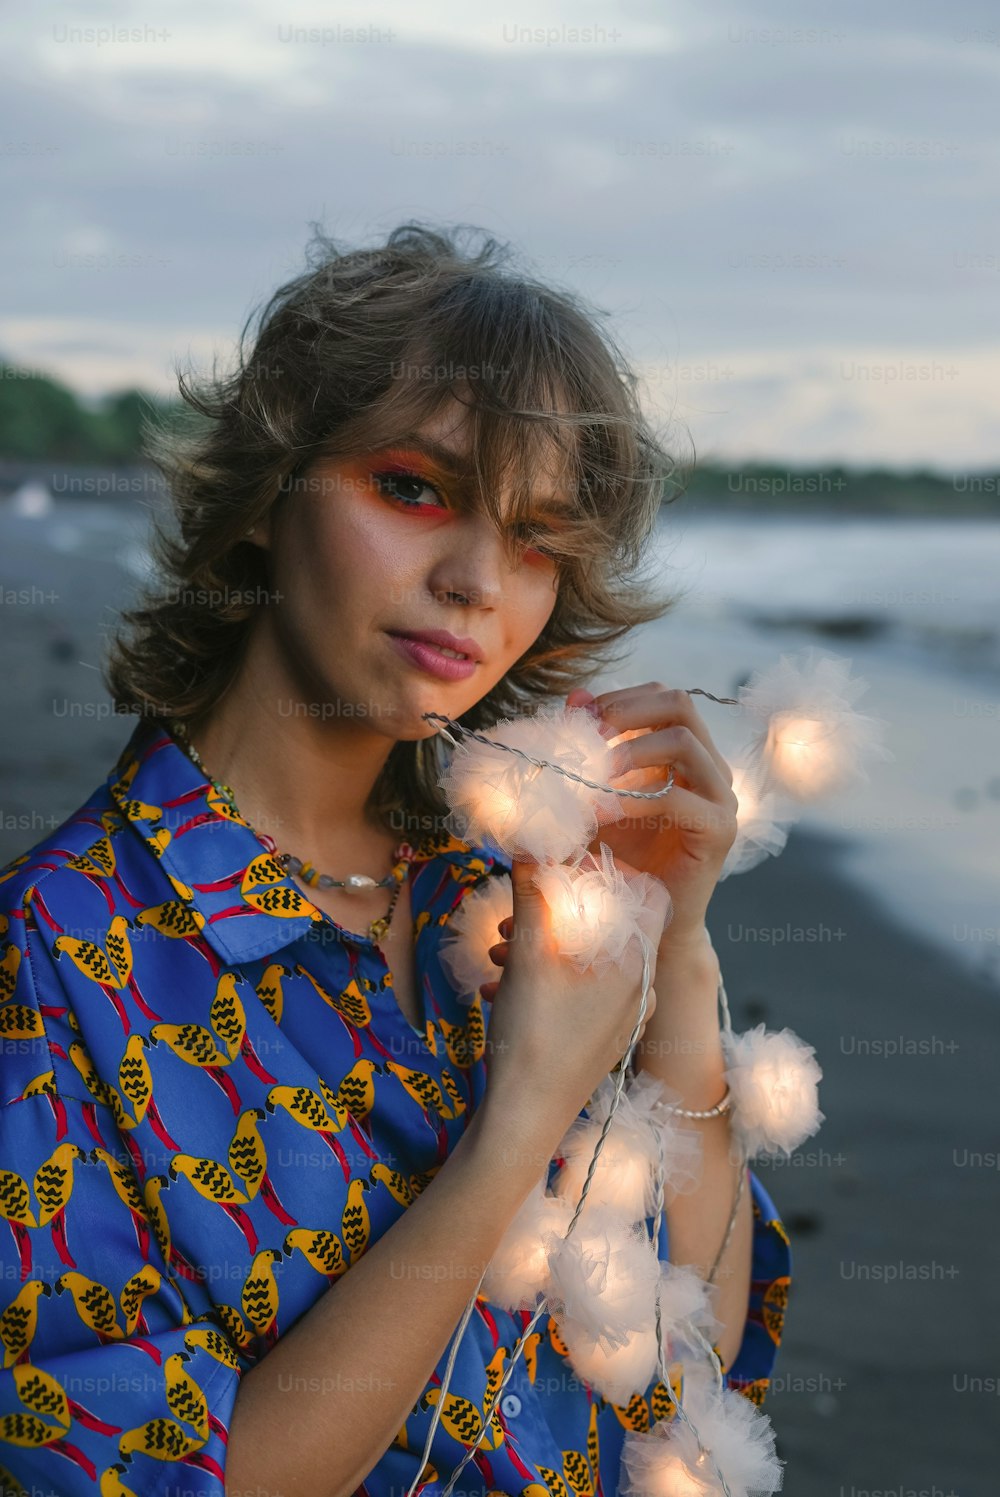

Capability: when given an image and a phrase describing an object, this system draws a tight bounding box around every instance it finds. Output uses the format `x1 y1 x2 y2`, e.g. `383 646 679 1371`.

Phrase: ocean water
619 513 1000 986
2 490 997 984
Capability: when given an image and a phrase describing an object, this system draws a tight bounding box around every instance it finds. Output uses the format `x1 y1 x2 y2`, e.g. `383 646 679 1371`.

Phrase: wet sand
1 497 995 1495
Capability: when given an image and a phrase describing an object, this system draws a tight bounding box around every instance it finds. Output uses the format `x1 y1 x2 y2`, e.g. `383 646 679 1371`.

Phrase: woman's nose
428 514 513 607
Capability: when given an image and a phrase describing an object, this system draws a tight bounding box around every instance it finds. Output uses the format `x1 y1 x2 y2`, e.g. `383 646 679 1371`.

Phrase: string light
407 650 883 1497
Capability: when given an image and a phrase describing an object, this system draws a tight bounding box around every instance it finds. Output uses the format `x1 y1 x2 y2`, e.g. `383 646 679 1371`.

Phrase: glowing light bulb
650 1450 717 1497
554 1134 651 1216
475 781 520 839
764 712 842 797
545 875 612 948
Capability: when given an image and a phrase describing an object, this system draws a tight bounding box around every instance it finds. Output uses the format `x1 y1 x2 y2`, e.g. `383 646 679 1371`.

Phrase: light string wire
434 938 655 1497
650 1154 734 1497
406 690 748 1497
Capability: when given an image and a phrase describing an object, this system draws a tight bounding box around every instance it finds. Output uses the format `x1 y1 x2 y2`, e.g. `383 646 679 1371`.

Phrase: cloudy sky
3 0 998 467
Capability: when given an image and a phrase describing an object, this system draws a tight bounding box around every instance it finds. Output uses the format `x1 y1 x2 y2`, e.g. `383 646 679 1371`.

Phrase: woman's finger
487 940 509 968
585 683 734 787
613 723 737 809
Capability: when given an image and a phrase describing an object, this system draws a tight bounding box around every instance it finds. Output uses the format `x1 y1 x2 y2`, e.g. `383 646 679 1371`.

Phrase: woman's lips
386 632 478 681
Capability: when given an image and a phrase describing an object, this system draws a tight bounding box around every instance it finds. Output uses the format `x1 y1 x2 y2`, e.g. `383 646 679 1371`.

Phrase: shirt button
500 1393 522 1418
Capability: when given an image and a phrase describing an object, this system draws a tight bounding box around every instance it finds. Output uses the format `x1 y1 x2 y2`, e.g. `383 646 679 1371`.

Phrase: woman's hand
479 854 669 1140
564 682 739 952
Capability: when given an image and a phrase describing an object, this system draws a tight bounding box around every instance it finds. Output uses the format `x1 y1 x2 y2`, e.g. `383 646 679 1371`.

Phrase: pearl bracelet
669 1083 732 1119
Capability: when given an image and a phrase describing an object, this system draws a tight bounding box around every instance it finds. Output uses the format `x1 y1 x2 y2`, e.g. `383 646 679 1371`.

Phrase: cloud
2 0 998 462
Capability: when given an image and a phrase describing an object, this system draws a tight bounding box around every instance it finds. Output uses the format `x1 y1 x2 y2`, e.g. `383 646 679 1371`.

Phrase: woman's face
254 399 569 739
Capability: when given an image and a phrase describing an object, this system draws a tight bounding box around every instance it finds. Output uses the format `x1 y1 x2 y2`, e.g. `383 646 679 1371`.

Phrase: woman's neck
184 625 398 871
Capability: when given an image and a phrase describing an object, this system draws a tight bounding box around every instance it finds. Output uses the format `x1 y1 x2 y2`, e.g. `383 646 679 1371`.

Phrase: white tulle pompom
736 647 892 803
656 1261 721 1348
533 841 672 976
722 1023 825 1160
559 1311 660 1405
553 1071 701 1219
438 873 513 1005
621 1372 785 1497
718 752 794 881
481 1177 573 1311
559 1260 721 1406
436 704 627 863
547 1210 661 1352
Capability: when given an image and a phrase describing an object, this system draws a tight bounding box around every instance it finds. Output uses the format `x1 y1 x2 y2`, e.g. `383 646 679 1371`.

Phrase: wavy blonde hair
105 220 690 836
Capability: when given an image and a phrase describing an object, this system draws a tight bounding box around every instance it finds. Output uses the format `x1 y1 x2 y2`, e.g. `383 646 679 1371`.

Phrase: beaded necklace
167 719 417 944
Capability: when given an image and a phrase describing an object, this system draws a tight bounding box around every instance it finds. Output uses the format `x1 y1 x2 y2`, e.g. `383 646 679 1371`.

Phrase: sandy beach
0 492 995 1496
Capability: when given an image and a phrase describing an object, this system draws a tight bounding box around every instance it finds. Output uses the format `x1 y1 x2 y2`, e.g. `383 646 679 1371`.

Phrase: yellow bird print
149 1022 231 1068
418 1386 504 1451
69 1040 119 1111
265 1083 348 1133
89 1146 152 1258
256 961 292 1024
586 1402 601 1490
66 836 116 880
52 928 121 985
341 1177 372 1265
409 1163 441 1198
133 900 206 939
183 1324 242 1372
164 1350 209 1441
100 1462 142 1497
227 1107 296 1228
119 1264 166 1338
0 1003 45 1043
241 1247 282 1337
0 1362 71 1444
0 1141 87 1275
484 1346 508 1408
167 1153 248 1205
241 851 324 923
52 920 136 1034
369 1161 414 1208
207 972 245 1060
227 1107 268 1196
167 1153 259 1256
562 1443 596 1497
522 1329 543 1386
0 937 21 1002
55 1272 123 1341
437 997 487 1068
118 1416 211 1465
0 1279 52 1367
283 1227 348 1280
214 1301 253 1356
331 1058 382 1122
295 964 373 1028
117 1033 154 1126
383 1060 463 1120
537 1467 573 1497
151 972 273 1101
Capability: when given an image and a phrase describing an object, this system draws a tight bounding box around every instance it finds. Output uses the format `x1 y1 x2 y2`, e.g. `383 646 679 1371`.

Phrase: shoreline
708 822 995 1493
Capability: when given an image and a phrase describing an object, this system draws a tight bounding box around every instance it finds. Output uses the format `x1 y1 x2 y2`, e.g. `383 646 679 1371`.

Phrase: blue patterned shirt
0 718 791 1496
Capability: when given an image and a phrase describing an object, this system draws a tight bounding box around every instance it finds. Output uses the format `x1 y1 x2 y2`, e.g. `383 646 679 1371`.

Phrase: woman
0 223 791 1497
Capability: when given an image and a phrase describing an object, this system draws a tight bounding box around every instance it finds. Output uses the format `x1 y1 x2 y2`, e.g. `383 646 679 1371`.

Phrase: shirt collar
106 718 505 967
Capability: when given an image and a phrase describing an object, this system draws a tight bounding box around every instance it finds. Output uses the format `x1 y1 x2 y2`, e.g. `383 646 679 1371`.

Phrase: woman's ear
244 518 272 549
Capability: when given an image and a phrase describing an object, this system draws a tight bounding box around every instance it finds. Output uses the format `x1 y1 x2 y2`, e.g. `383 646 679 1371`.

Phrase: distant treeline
677 463 997 515
1 362 996 513
0 364 175 464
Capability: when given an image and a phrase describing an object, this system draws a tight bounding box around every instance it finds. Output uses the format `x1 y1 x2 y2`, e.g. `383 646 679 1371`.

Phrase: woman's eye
371 471 446 509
